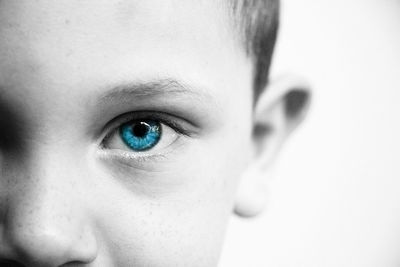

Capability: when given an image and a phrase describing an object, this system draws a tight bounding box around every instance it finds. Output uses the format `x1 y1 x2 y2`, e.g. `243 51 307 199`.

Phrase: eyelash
100 111 192 150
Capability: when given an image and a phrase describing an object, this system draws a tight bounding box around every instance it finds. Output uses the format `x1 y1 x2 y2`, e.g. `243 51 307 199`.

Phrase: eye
104 118 180 152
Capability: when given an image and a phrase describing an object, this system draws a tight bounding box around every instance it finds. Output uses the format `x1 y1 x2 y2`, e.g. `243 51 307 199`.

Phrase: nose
0 160 98 266
1 213 98 266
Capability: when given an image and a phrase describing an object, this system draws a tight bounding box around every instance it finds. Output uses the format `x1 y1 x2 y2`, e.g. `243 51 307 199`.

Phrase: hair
229 0 280 98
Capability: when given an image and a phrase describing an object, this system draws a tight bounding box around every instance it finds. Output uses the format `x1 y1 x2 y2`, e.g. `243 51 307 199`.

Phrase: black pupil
132 122 150 138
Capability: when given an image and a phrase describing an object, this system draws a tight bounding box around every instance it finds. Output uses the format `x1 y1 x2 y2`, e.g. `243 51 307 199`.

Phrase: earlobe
234 75 312 218
234 167 270 218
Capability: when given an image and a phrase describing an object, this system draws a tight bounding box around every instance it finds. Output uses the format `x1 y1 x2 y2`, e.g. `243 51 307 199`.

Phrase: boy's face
0 0 255 266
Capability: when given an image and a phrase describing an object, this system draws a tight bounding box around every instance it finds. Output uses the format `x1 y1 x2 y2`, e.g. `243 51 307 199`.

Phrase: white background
220 0 400 266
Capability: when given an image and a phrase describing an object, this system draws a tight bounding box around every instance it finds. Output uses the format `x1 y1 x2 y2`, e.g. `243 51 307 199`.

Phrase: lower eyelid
98 134 187 162
98 149 167 163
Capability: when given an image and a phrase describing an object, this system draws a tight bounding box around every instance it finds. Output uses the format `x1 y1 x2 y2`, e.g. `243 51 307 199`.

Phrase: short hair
229 0 280 98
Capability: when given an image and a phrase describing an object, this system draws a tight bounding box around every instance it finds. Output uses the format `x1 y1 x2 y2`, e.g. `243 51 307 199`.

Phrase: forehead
0 0 251 106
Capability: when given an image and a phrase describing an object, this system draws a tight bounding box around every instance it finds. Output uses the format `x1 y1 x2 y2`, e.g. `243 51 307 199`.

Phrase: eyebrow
97 78 214 105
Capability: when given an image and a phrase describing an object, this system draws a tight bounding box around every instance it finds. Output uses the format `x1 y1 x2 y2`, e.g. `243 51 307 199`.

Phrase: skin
0 0 309 266
0 0 254 266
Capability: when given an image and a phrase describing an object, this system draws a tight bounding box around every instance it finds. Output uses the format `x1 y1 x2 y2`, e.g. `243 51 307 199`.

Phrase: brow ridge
98 78 211 104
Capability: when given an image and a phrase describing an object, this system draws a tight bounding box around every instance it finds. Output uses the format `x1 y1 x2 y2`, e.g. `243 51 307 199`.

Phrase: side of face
0 0 310 266
0 0 254 266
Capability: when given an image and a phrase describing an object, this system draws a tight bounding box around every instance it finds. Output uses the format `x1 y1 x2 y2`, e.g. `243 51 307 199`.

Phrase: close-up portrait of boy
0 0 311 266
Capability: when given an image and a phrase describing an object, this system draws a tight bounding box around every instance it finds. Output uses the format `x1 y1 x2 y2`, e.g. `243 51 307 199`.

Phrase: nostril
0 259 26 267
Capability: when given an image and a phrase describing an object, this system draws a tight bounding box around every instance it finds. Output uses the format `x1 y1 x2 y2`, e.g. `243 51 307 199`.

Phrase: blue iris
120 120 161 151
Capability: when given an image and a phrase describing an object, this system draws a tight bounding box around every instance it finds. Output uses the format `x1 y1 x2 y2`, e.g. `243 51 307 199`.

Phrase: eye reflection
120 120 161 151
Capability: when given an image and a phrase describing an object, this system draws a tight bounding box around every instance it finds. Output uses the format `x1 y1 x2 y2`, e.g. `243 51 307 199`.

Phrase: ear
234 75 312 217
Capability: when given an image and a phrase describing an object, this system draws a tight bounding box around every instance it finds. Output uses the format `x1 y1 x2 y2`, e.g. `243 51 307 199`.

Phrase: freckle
65 19 70 25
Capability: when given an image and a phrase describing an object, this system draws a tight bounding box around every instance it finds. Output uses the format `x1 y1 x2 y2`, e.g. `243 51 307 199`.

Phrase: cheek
86 125 252 266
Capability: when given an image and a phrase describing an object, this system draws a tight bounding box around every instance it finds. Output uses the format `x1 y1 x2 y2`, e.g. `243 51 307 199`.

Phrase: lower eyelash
97 148 168 163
